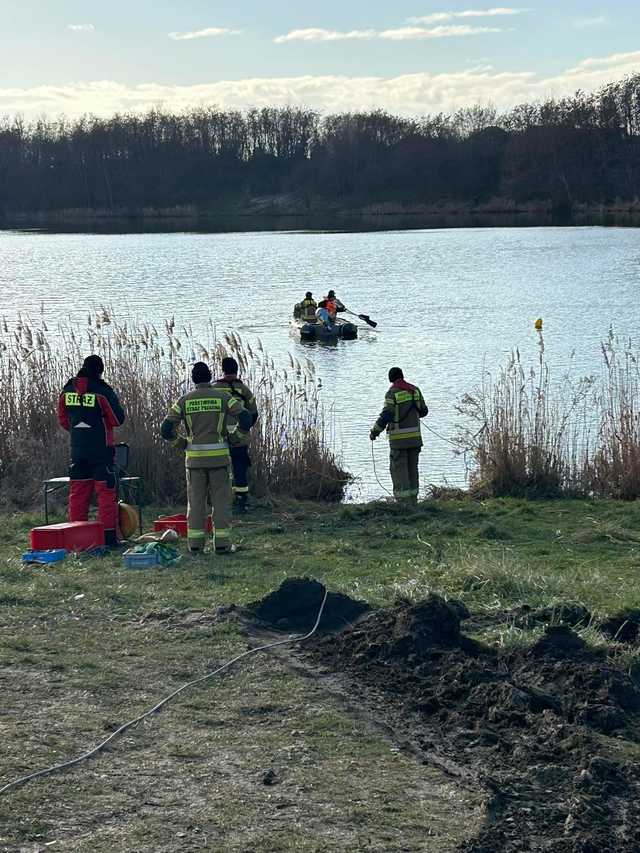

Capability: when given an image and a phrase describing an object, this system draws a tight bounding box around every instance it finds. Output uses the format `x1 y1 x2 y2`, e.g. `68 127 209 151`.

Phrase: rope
0 589 329 796
423 423 463 448
370 441 394 497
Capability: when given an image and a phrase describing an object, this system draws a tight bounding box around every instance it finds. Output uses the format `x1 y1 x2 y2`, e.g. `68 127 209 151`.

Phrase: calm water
1 226 639 499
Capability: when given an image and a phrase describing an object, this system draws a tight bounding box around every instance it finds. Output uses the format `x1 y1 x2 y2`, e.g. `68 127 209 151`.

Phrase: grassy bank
3 496 640 623
2 496 640 850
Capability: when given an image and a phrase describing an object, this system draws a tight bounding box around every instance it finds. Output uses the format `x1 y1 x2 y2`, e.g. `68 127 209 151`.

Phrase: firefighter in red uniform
58 355 125 546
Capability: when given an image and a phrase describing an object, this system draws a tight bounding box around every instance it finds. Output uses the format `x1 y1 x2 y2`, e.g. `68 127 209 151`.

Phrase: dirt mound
249 577 369 632
306 594 640 852
599 608 640 643
529 624 589 658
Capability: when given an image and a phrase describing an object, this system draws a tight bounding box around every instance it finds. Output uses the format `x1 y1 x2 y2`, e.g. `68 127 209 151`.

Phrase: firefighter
161 361 252 554
212 357 259 513
294 292 317 322
370 367 429 504
58 354 125 547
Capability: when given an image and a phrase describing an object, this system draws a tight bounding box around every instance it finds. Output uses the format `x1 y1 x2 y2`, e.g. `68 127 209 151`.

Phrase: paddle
343 307 378 328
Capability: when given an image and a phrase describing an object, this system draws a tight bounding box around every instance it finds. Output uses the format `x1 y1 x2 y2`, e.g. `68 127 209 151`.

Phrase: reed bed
457 332 640 499
0 311 350 507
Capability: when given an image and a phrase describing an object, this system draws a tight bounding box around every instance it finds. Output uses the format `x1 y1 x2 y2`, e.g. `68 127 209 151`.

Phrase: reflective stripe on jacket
160 383 248 468
212 376 259 447
372 380 429 449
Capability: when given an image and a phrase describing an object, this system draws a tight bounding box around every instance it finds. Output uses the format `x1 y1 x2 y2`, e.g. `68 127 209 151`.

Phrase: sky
1 1 639 117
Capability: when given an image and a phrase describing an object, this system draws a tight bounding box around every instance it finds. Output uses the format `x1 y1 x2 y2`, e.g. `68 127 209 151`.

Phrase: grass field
1 495 640 851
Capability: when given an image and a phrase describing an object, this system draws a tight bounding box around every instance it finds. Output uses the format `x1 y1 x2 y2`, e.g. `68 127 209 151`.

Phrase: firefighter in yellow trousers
370 367 429 504
161 362 252 554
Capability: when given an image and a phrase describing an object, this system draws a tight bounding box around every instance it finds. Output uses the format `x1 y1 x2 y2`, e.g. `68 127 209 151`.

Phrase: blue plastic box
123 548 160 569
22 549 67 564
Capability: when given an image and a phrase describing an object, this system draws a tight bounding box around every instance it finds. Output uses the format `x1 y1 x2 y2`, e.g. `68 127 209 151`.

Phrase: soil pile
308 595 640 852
249 577 369 632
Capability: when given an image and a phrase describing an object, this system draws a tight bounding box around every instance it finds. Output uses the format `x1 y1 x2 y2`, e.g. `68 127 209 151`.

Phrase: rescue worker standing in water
161 362 252 554
58 354 125 547
370 367 429 504
213 357 259 513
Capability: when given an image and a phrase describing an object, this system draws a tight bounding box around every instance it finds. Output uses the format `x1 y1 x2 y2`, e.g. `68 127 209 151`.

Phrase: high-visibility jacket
160 382 251 468
58 374 125 463
300 298 317 321
371 379 428 449
212 375 259 447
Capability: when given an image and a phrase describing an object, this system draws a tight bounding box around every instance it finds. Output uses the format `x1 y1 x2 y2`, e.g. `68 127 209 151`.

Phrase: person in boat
370 367 429 505
315 299 334 330
324 290 345 320
294 292 317 322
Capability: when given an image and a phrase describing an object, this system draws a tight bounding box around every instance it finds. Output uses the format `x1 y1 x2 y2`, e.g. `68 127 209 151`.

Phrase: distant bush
0 312 350 508
457 332 640 500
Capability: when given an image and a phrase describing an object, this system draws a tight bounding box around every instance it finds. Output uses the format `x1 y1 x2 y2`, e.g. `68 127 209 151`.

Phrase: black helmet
79 354 104 378
192 362 212 383
221 357 239 375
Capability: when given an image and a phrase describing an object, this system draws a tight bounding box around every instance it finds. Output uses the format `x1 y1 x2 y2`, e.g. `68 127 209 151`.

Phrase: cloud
67 24 95 33
409 7 529 24
169 27 241 41
1 51 638 119
566 51 640 72
274 25 503 43
572 16 609 29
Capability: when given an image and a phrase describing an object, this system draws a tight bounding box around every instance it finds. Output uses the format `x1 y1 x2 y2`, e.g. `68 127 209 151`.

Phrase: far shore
2 197 640 232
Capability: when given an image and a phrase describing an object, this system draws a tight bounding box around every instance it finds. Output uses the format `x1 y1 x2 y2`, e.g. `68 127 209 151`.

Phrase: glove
370 430 378 441
172 436 188 451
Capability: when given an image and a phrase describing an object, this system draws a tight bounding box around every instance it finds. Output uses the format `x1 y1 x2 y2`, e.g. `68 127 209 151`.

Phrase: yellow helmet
118 502 140 540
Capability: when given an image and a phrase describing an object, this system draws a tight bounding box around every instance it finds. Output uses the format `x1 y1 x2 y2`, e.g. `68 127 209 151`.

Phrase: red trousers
69 461 118 534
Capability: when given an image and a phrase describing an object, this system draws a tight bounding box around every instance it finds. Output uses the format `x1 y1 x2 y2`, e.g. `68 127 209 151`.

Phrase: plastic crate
123 548 160 569
30 522 105 552
154 513 212 538
22 549 67 564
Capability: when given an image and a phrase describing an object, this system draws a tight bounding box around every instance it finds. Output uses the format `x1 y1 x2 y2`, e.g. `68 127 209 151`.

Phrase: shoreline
2 199 640 232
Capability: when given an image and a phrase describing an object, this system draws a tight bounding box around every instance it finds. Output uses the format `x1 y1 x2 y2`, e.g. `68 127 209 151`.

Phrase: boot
234 493 248 515
105 528 126 550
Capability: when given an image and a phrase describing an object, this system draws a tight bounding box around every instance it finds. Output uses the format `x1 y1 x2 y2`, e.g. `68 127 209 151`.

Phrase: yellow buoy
119 502 140 540
534 318 543 331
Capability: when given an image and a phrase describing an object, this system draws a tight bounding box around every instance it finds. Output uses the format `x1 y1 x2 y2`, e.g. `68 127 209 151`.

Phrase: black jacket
58 374 125 463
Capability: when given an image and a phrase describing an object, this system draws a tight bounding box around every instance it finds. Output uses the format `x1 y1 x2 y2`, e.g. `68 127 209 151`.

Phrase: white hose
0 589 328 796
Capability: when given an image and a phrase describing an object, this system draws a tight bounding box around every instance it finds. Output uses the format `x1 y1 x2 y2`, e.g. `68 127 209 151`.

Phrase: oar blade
358 314 378 328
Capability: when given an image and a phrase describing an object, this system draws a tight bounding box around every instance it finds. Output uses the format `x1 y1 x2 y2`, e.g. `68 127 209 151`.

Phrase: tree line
1 75 639 215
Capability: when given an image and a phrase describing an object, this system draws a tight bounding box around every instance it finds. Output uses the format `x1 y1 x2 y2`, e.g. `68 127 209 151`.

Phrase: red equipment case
154 513 212 537
30 521 105 552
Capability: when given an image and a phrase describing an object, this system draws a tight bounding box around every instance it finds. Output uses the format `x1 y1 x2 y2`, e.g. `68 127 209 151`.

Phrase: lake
1 225 638 499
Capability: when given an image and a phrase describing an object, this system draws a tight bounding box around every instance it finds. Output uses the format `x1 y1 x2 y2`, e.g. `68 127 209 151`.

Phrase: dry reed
0 311 350 507
457 332 640 500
